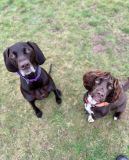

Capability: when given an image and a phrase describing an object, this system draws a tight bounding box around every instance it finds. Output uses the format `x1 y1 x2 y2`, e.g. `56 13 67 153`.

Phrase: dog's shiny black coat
3 42 62 118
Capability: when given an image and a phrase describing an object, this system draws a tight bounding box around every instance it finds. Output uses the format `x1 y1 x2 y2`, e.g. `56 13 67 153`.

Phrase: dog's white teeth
88 115 94 123
114 117 118 121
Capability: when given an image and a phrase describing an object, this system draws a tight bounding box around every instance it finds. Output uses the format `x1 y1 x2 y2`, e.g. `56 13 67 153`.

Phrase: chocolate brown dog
83 71 129 122
3 42 62 118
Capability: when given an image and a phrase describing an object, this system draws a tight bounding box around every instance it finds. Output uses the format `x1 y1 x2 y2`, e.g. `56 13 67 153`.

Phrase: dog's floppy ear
106 79 122 103
83 71 110 91
3 48 17 72
27 41 46 65
83 71 97 91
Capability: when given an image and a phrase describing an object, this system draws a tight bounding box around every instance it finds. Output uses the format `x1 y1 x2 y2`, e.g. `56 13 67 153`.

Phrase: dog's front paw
114 117 118 121
88 115 94 123
56 98 62 104
36 111 43 118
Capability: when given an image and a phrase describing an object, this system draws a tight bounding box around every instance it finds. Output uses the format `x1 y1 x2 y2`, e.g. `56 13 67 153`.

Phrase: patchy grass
0 0 129 159
122 28 129 34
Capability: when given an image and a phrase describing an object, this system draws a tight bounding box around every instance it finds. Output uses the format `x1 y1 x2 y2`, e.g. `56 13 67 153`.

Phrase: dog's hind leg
29 100 43 118
114 112 122 120
114 101 126 120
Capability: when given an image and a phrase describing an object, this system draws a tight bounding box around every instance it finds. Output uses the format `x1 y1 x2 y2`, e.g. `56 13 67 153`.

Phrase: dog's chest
35 88 49 100
85 95 97 114
85 103 93 114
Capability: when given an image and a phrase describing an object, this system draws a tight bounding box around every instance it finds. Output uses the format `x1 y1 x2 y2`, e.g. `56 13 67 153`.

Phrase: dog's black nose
96 91 104 98
18 56 31 71
20 63 30 70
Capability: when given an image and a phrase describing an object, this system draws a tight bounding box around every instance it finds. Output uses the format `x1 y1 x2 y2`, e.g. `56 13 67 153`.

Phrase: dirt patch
111 33 129 55
91 34 104 43
115 33 129 44
81 25 88 30
91 34 107 54
113 48 122 56
52 27 60 32
93 43 106 53
42 142 51 149
91 33 129 55
61 130 68 137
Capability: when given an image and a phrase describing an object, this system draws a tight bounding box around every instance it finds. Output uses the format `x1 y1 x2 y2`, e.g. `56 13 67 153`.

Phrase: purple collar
17 66 41 82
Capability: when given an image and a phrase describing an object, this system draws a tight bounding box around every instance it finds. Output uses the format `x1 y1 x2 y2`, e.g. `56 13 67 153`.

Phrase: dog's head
83 71 122 103
3 42 46 76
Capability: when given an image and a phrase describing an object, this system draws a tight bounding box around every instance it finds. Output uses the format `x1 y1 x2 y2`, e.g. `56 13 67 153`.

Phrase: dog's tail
122 77 129 92
48 64 52 75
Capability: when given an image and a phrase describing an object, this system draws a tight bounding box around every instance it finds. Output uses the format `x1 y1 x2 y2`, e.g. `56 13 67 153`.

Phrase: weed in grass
88 19 99 27
112 6 120 13
122 27 129 34
82 9 91 17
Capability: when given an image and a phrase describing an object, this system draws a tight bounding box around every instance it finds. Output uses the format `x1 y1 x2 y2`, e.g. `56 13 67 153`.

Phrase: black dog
3 42 62 118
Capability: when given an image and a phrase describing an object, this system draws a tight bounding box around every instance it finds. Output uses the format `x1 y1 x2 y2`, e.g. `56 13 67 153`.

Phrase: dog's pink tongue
93 97 100 102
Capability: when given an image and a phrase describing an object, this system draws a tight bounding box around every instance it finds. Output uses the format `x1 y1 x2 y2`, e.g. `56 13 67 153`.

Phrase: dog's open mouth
93 97 100 102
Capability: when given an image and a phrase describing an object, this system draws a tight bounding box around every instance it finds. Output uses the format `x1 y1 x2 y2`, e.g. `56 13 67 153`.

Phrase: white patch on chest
85 95 97 114
85 95 97 123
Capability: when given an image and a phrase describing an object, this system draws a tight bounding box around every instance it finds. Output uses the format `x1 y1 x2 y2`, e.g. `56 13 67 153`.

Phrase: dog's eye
108 83 113 90
95 78 100 84
95 80 99 84
9 52 16 58
24 48 31 54
26 49 30 53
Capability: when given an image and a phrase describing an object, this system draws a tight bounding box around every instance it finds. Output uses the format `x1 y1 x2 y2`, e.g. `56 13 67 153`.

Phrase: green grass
122 28 129 34
0 0 129 159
